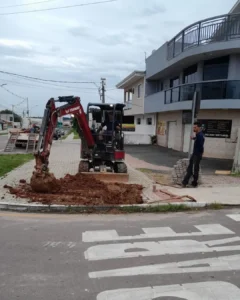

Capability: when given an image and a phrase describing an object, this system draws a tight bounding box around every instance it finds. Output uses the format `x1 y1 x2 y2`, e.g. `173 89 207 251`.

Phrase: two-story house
144 2 240 159
116 71 156 144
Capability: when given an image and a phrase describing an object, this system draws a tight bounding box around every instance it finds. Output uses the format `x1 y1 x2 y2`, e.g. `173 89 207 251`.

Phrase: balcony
167 13 240 60
124 101 132 110
165 80 240 104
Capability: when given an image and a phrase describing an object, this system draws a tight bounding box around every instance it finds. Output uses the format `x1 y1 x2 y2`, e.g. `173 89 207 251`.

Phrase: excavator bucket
81 172 129 183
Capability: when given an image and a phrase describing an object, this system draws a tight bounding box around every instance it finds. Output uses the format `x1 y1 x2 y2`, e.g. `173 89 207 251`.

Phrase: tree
0 109 22 122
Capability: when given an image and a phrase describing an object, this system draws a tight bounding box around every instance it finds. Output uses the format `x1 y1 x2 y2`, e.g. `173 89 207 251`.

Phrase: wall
124 77 144 116
156 111 183 151
123 114 156 145
197 109 240 159
0 114 14 122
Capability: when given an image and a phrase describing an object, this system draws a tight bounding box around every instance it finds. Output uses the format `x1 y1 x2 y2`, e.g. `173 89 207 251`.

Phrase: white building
116 71 156 144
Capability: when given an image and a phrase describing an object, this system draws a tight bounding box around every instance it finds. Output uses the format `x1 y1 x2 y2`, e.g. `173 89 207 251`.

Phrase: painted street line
89 254 240 278
227 214 240 222
97 281 240 300
43 241 76 248
84 237 240 261
82 224 234 242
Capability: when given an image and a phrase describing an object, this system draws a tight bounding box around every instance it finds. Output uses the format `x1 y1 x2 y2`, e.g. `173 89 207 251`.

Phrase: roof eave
116 71 145 89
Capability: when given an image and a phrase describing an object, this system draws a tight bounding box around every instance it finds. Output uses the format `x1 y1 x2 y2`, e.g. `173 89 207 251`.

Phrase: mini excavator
31 96 128 192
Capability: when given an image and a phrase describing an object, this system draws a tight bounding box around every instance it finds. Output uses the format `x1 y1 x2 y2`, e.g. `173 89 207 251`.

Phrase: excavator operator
98 111 120 133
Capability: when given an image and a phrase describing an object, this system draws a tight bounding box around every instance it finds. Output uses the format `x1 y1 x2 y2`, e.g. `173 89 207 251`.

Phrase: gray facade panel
146 40 240 79
200 99 240 109
144 92 192 113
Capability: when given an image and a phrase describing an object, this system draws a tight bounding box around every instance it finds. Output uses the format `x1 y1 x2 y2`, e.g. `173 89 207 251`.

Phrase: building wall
0 114 14 122
124 77 144 116
124 113 156 145
197 109 240 159
157 109 240 159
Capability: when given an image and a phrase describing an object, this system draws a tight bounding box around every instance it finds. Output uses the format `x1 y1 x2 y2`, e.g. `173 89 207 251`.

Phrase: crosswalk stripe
89 254 240 278
227 214 240 221
96 281 240 300
84 237 240 261
82 224 234 243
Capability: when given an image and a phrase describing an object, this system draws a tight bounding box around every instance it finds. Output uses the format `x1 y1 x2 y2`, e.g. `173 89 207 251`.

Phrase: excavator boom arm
35 96 94 173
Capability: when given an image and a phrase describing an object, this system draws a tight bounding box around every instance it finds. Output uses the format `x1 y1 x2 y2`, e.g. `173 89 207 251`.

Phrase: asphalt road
0 209 240 299
125 145 233 174
0 135 7 152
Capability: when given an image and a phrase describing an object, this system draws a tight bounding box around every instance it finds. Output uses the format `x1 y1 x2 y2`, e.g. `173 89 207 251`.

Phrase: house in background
144 2 240 159
0 112 14 123
116 71 156 144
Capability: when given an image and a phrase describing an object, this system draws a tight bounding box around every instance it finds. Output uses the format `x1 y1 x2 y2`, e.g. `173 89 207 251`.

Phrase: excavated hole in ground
4 173 143 206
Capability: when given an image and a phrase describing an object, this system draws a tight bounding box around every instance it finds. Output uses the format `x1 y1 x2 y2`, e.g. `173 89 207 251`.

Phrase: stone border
0 201 239 213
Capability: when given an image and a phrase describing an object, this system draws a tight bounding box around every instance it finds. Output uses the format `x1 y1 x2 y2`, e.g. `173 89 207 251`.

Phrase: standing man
182 122 205 187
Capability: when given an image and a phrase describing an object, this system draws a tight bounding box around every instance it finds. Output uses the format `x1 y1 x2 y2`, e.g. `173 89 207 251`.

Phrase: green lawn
0 154 33 177
73 129 79 139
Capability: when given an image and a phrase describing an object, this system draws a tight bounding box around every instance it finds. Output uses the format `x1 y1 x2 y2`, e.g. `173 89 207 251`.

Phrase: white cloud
0 0 237 114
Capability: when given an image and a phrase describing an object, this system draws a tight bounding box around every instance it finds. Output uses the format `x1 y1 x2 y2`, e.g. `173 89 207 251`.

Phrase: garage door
168 121 176 149
183 124 192 153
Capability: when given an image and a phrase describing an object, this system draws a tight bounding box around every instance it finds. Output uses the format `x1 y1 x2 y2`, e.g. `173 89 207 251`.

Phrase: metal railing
167 13 240 60
164 80 240 104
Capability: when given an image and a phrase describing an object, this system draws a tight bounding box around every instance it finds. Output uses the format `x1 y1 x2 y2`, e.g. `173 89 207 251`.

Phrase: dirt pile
5 173 143 206
30 172 60 193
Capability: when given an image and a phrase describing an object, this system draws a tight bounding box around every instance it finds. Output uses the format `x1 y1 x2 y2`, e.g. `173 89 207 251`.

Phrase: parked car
53 129 61 140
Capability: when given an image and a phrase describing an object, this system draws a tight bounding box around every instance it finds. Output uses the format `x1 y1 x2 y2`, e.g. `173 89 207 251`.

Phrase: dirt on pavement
5 173 143 205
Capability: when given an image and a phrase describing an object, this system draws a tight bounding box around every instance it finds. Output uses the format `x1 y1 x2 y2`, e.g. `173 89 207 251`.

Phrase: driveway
125 145 233 175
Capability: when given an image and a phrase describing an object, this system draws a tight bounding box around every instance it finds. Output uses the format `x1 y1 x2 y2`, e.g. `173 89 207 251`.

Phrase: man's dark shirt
102 120 120 131
193 131 205 156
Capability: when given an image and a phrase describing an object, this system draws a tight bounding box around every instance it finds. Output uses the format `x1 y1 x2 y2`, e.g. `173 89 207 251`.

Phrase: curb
0 201 240 213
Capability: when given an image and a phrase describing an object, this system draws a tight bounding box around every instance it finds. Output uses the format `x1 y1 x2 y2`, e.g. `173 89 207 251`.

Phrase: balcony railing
164 80 240 104
167 13 240 60
124 101 132 110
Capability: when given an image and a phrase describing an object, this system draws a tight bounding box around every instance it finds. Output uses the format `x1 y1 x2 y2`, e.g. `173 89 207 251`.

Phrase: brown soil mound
6 173 143 206
30 172 60 193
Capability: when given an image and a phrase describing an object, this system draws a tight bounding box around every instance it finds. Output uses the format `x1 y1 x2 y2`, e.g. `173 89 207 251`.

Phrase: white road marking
227 214 240 222
82 224 234 242
43 241 76 248
97 281 240 300
89 254 240 278
84 237 240 261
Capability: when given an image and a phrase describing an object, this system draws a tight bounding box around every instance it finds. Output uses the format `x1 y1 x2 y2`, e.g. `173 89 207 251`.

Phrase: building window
203 55 229 81
137 118 141 125
147 118 152 125
183 64 198 84
9 117 13 122
137 84 141 98
170 77 179 88
155 80 163 92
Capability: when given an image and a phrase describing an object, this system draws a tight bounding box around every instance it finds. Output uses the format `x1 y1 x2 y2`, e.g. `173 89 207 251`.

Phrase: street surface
0 209 240 299
0 134 7 152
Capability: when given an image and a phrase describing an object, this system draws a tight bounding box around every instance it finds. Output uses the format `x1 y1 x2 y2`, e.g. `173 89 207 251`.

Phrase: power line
0 85 27 101
0 0 117 16
0 70 98 85
0 0 58 9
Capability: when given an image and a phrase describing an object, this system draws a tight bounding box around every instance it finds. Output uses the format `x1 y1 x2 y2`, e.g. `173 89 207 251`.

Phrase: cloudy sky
0 0 237 116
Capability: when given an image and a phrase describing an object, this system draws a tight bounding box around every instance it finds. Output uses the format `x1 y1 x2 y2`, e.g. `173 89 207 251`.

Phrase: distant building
116 71 156 144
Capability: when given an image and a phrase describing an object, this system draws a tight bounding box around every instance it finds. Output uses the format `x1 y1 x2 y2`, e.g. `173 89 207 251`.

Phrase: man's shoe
181 181 187 188
191 182 198 188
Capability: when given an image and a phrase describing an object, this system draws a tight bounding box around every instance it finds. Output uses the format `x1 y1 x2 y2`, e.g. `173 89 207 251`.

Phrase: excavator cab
78 103 127 173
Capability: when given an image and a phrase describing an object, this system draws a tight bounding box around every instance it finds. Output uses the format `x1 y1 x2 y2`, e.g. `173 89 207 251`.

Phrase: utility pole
100 78 106 103
12 104 15 127
26 98 29 117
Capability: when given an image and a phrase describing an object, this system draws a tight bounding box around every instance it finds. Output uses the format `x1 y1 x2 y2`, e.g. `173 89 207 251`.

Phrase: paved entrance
125 145 233 174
